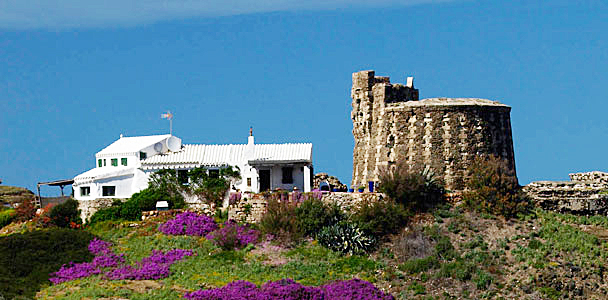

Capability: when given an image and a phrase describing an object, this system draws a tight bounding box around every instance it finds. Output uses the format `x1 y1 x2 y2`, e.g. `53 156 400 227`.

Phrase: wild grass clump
259 198 303 246
392 226 434 262
463 155 531 218
399 256 439 274
377 163 445 212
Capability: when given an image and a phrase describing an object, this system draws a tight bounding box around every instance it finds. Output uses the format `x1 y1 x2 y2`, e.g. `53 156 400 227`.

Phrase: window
121 158 127 166
111 158 118 166
282 167 293 184
80 186 90 196
140 152 147 160
98 159 102 167
247 178 252 187
209 169 219 178
102 186 116 196
103 159 107 166
178 170 189 184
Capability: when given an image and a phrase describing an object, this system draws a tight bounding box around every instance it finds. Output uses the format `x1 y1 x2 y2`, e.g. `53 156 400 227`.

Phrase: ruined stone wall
569 171 608 184
525 180 608 215
352 70 516 191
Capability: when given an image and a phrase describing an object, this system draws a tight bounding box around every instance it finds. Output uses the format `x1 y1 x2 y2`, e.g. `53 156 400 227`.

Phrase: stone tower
351 70 516 191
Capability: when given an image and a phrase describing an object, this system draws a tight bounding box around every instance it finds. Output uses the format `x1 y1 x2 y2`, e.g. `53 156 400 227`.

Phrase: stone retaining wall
78 198 122 222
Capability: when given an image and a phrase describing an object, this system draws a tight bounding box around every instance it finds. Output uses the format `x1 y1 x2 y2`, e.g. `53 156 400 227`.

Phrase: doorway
259 170 271 192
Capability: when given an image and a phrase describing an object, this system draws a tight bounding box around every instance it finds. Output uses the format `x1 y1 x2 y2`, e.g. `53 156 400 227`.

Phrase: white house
73 132 313 202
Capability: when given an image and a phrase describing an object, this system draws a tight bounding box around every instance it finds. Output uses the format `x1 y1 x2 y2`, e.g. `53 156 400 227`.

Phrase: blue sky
1 0 607 195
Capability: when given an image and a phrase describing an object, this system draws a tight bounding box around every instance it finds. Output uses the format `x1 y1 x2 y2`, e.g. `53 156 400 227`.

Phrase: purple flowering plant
206 220 260 250
183 278 394 300
158 211 218 236
49 238 194 284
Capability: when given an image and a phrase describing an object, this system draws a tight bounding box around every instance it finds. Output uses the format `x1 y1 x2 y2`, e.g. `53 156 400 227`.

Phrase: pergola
36 179 74 207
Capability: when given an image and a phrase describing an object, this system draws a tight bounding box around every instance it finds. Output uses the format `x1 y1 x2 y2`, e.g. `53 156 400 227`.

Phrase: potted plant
358 185 365 193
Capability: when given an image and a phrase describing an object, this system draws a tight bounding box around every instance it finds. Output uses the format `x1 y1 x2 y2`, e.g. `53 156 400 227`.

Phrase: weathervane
161 111 174 135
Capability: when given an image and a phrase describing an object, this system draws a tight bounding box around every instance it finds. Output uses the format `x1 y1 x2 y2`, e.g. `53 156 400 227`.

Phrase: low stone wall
320 192 384 211
228 192 385 223
78 198 123 222
569 171 608 184
524 180 608 215
228 195 268 223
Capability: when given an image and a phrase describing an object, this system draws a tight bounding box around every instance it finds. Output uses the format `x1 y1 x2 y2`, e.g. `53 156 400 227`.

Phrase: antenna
161 111 174 135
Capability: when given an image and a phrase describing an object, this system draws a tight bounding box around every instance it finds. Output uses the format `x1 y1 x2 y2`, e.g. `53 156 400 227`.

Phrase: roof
74 167 134 185
38 179 74 187
249 144 313 164
96 134 172 156
141 143 312 169
393 98 510 108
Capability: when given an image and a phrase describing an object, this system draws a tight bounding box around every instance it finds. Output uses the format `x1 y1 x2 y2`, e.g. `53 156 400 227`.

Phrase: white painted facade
73 133 313 203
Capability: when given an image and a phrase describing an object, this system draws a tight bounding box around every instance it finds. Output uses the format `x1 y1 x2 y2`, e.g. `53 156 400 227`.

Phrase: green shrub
295 198 344 237
0 228 96 299
350 199 410 238
259 198 303 245
49 198 81 228
399 255 439 274
88 205 123 224
438 258 476 281
0 209 15 228
378 163 445 212
408 282 426 295
317 222 375 255
463 155 531 218
130 187 185 211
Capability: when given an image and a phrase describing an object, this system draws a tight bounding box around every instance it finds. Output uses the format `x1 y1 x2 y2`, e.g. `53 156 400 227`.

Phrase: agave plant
317 222 375 255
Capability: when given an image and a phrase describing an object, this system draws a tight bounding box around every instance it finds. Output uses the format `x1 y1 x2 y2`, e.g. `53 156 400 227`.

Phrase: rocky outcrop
313 173 348 192
0 186 35 207
525 172 608 215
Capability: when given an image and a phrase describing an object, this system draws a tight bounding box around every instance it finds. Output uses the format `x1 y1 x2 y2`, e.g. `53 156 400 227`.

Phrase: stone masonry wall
78 198 121 222
351 70 516 192
228 192 384 223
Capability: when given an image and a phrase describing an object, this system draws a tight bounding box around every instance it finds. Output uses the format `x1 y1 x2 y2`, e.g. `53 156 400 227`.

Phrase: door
259 170 271 192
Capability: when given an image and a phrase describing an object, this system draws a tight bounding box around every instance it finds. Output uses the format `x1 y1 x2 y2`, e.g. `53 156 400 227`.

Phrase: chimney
406 77 414 88
248 127 254 145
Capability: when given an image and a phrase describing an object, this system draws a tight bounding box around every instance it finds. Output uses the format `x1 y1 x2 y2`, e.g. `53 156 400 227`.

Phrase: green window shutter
121 158 127 166
111 158 118 166
98 159 102 167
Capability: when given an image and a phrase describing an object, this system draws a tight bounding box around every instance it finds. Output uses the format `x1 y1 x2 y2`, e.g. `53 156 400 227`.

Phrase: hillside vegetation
2 159 608 299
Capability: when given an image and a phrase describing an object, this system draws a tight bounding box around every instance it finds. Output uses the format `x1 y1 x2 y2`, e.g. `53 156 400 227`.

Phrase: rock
313 173 347 192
